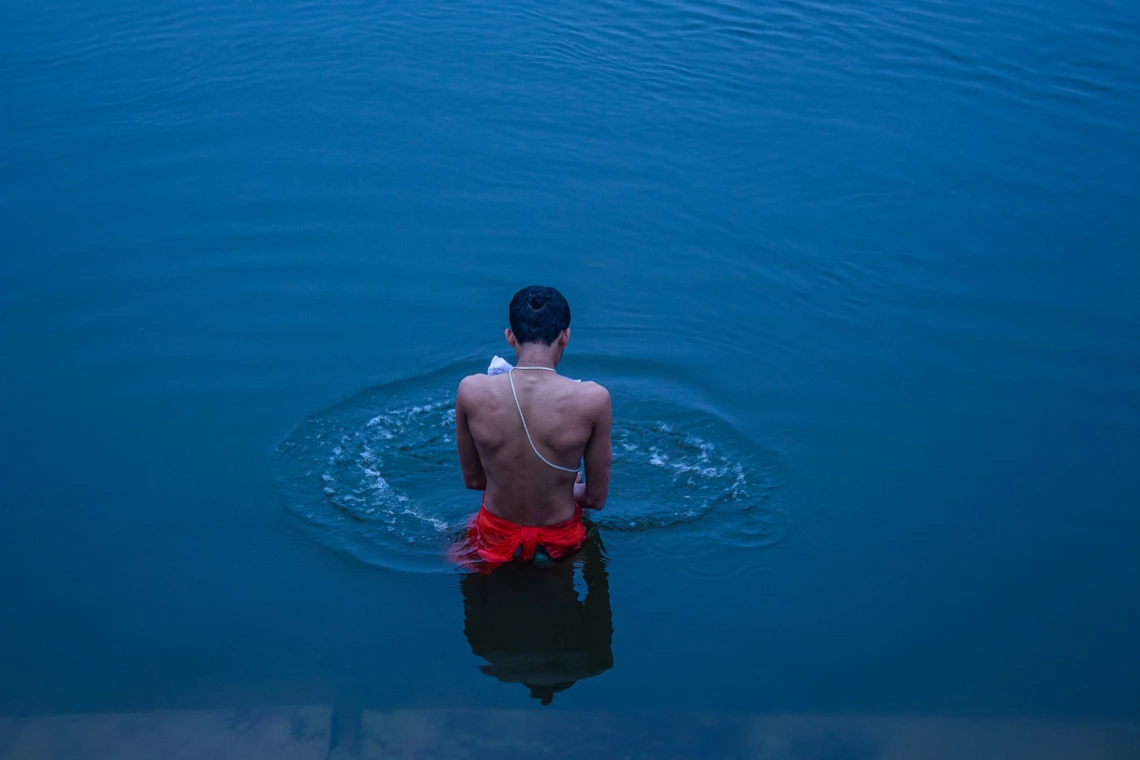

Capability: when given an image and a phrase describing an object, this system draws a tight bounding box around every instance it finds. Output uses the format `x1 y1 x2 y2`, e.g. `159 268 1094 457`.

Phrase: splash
270 357 788 572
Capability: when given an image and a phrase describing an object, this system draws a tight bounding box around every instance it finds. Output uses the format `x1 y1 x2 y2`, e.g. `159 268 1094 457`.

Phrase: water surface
1 0 1139 737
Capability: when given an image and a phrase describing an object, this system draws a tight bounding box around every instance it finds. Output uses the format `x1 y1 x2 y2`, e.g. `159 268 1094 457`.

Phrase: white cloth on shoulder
487 355 514 375
487 356 581 382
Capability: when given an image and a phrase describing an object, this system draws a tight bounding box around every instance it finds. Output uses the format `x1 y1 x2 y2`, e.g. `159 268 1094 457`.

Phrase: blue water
2 0 1139 735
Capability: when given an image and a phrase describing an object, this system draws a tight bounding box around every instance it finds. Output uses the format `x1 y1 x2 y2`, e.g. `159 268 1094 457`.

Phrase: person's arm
574 385 612 510
455 378 487 491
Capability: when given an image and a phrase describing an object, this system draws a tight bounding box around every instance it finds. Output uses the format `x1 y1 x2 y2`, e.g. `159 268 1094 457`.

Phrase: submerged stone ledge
335 711 1139 759
0 706 331 760
5 707 1136 759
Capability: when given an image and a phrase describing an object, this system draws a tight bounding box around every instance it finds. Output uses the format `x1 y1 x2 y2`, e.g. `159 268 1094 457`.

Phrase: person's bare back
455 287 612 529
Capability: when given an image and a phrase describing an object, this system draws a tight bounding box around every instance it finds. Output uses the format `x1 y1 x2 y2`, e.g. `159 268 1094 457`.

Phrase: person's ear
559 328 570 347
505 329 518 348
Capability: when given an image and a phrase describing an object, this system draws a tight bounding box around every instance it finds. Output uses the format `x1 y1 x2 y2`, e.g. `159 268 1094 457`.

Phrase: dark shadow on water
460 525 614 705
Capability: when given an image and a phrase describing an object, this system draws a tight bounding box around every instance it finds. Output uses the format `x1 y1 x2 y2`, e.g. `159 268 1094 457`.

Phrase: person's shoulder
457 373 495 401
576 380 611 409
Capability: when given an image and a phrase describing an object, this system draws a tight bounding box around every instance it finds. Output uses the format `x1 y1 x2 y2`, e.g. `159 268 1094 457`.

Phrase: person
454 285 612 566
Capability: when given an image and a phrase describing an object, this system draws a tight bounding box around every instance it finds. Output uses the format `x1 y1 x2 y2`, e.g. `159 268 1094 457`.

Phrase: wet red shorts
455 497 587 567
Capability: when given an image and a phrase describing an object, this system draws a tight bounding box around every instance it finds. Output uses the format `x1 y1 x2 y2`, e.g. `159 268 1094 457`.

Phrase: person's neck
514 344 560 370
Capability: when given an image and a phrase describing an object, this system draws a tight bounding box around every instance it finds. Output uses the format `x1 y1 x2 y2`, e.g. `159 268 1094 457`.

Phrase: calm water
2 0 1139 742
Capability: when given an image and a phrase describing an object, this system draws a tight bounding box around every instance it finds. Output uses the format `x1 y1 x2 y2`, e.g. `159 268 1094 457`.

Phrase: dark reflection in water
460 526 613 705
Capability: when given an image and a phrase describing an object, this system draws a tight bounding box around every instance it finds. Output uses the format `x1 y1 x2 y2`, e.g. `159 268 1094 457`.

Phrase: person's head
506 285 571 357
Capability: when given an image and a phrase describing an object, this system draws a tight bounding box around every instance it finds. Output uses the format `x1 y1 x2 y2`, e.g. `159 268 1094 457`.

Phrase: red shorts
454 497 587 568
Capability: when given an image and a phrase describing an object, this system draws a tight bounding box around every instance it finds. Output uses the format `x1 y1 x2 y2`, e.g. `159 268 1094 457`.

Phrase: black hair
508 285 571 345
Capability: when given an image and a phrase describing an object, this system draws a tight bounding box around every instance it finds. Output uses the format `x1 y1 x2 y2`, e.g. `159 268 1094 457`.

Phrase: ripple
270 356 789 572
743 563 798 600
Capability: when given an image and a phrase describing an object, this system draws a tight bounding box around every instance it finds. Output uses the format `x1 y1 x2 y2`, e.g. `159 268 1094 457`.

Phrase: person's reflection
459 526 613 705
